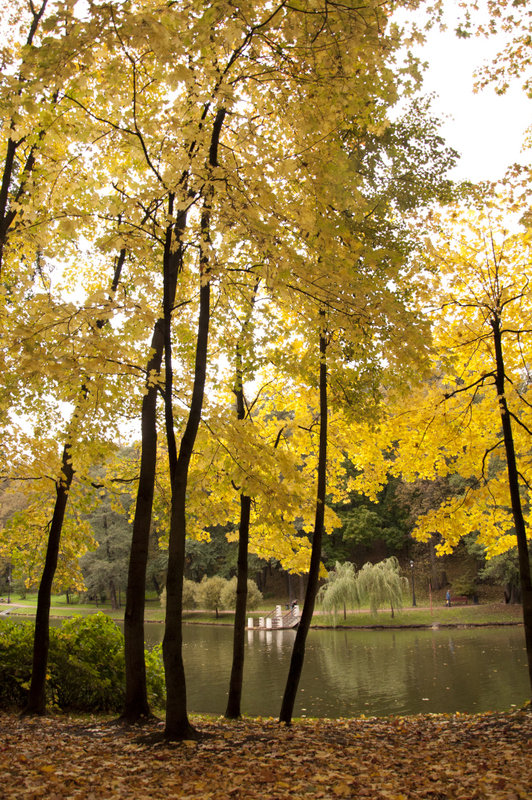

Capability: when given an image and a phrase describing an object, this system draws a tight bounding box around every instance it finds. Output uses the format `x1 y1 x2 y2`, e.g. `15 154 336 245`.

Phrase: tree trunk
162 108 225 740
0 0 48 275
163 276 211 739
23 248 125 716
429 538 441 590
225 493 251 718
225 278 259 719
279 321 327 725
287 572 293 603
121 201 188 723
23 445 74 714
104 515 119 610
109 579 118 610
491 313 532 696
122 318 164 722
0 137 18 274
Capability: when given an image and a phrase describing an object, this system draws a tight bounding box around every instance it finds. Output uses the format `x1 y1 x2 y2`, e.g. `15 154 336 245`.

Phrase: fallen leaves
0 709 530 799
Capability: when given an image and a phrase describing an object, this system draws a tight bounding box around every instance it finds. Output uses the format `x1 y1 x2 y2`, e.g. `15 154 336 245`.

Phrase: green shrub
145 643 165 710
220 577 263 611
196 575 227 617
451 577 478 598
0 619 34 708
0 614 167 713
159 579 197 610
49 613 126 711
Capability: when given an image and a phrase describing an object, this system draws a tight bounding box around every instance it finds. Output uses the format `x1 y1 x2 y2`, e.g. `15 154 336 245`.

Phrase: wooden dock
248 604 300 630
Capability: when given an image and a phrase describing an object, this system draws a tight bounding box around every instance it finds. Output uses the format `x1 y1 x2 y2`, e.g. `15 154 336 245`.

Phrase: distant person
446 589 451 607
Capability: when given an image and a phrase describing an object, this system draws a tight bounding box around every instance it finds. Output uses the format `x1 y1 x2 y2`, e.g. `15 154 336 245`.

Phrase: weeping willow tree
356 557 408 618
317 561 359 624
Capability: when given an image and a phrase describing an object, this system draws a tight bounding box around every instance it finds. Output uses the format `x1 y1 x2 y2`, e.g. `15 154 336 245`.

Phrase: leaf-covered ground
1 709 530 800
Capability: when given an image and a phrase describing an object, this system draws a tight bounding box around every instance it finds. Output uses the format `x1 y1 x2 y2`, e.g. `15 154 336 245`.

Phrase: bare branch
481 439 504 480
442 372 495 401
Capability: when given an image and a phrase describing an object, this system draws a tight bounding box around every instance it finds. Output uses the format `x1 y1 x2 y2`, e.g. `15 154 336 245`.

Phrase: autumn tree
158 0 438 738
275 67 457 729
427 203 532 691
223 276 258 720
350 197 532 692
0 0 456 731
0 250 135 714
0 0 162 715
0 0 55 275
467 0 532 98
30 0 243 722
1 488 92 599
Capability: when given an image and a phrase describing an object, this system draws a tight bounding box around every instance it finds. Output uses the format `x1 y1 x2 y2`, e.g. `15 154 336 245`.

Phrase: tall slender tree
23 249 126 714
163 105 226 740
350 198 532 693
225 277 259 720
280 315 329 724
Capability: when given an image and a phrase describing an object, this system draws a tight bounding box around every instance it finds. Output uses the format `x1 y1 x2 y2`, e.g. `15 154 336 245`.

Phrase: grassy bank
315 602 525 628
1 595 524 628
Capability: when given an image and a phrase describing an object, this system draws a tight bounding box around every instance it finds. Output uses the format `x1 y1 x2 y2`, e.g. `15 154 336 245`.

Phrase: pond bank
5 613 525 630
4 605 523 631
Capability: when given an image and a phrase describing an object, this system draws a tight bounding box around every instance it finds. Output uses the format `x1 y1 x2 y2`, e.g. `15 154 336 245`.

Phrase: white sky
402 4 531 183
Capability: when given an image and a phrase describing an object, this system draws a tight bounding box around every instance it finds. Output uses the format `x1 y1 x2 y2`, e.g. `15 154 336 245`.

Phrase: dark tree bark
505 583 521 604
0 138 19 272
0 0 49 276
23 249 126 716
121 316 163 721
279 319 328 725
225 278 259 720
163 107 226 740
491 313 532 695
163 275 210 739
23 445 74 714
225 493 251 719
121 200 188 723
104 514 119 610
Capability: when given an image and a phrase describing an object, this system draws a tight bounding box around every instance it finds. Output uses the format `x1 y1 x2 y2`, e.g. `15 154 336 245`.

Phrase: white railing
251 604 300 629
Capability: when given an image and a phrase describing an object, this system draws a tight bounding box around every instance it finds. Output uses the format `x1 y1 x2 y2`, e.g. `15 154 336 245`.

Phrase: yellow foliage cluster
352 198 532 558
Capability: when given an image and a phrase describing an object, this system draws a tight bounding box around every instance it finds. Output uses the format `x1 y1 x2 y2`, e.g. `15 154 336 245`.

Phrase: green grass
3 594 524 629
4 594 121 619
316 602 524 628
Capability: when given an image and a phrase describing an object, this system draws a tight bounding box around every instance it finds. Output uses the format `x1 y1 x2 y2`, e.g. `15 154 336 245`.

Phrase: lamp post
6 568 11 604
409 560 416 607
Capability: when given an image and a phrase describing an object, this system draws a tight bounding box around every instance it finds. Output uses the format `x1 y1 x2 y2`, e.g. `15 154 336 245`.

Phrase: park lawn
322 603 525 629
3 597 525 628
1 708 530 799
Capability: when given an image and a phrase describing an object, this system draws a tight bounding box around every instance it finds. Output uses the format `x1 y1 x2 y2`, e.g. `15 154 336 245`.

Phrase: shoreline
2 610 524 631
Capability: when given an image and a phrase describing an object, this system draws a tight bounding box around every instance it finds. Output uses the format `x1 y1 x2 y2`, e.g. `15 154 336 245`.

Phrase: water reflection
144 623 528 718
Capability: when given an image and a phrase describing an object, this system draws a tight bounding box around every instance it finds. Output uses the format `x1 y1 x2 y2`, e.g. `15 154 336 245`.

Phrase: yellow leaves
0 475 95 592
2 711 531 800
345 196 532 560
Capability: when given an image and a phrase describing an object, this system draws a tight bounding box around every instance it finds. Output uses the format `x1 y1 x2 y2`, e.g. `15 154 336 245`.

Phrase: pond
144 622 529 718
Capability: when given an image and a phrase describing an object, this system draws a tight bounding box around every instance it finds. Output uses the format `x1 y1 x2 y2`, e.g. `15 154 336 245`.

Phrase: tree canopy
7 0 526 732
